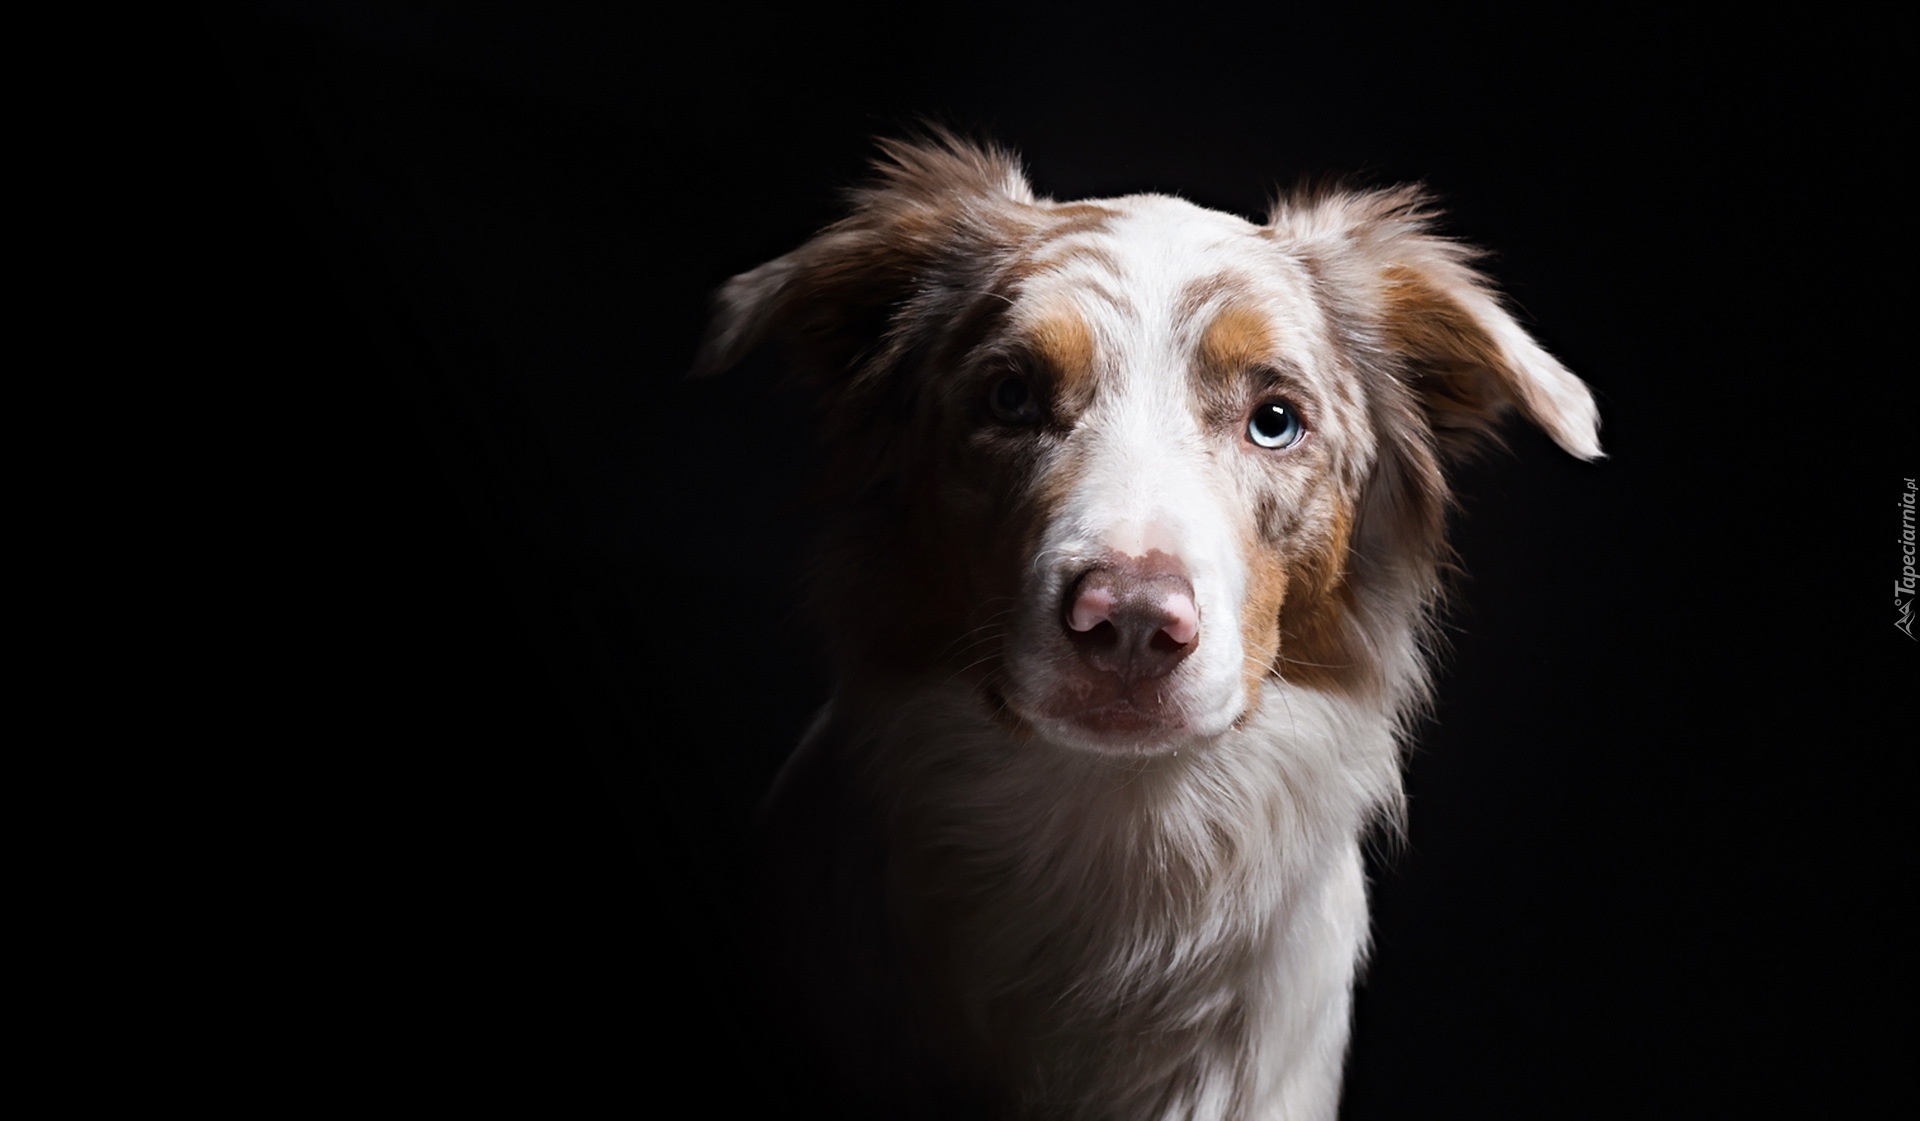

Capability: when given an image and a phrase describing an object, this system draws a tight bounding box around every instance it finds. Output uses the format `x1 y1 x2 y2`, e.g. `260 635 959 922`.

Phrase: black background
193 5 1903 1116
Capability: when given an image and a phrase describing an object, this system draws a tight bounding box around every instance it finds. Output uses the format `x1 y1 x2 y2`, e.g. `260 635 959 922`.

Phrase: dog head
697 134 1599 756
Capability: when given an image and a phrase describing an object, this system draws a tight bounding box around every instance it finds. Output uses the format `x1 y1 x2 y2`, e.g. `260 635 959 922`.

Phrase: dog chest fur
767 684 1397 1119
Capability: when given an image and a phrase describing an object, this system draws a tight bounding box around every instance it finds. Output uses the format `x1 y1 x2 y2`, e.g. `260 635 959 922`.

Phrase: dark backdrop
195 5 1903 1115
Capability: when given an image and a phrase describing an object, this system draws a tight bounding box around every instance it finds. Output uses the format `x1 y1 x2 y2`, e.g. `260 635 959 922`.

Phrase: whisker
1275 653 1355 670
945 649 1014 685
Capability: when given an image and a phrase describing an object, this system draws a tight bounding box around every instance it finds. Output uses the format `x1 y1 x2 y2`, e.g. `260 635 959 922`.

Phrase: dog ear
692 133 1037 383
690 225 882 378
1270 186 1601 462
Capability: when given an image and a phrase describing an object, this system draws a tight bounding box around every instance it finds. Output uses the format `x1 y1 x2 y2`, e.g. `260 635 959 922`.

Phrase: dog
695 133 1600 1120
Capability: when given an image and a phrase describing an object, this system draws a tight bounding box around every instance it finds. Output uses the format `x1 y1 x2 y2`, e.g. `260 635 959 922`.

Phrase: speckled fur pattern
697 133 1600 1120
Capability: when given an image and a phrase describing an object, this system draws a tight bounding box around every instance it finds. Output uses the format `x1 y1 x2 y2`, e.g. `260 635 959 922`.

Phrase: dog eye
988 374 1044 425
1248 401 1305 449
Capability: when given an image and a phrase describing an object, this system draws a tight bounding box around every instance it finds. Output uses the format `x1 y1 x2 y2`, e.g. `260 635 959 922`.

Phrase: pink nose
1062 556 1199 682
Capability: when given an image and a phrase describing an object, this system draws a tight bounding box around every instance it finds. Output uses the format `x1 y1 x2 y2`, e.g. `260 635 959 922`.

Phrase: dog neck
812 677 1400 1114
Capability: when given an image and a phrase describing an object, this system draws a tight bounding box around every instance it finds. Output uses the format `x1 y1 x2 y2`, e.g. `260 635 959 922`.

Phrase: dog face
698 136 1599 756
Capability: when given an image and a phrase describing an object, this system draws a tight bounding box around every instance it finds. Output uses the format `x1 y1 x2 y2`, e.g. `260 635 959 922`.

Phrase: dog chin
1007 690 1242 757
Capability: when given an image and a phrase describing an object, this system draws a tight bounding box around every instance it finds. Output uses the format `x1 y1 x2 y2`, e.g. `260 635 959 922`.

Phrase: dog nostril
1077 619 1121 650
1067 585 1118 634
1156 594 1199 647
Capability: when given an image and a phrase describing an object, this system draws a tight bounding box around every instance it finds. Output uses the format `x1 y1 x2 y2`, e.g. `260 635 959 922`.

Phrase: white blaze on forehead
1027 193 1368 494
1032 194 1279 552
1019 195 1299 731
1030 193 1329 409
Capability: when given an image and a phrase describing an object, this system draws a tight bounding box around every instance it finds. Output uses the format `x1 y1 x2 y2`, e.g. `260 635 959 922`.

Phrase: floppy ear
1271 186 1601 462
691 240 822 378
691 133 1038 384
690 225 891 379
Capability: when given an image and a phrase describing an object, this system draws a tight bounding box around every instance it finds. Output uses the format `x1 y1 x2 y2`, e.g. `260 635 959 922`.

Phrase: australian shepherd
695 133 1600 1120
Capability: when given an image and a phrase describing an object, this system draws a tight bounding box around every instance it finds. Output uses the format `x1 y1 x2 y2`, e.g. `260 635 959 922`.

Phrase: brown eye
989 373 1043 425
1248 400 1305 449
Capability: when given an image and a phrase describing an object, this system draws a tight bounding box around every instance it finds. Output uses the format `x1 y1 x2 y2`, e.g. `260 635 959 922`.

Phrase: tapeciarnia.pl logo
1899 478 1917 639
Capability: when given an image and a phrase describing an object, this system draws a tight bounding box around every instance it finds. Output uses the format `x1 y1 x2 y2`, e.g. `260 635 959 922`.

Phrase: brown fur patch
1027 311 1100 419
1237 534 1290 702
1014 241 1125 285
1380 266 1503 369
1252 493 1287 544
1044 202 1120 238
1379 264 1511 457
1190 302 1285 431
1198 304 1275 378
1235 487 1364 700
1007 207 1121 284
1272 495 1365 696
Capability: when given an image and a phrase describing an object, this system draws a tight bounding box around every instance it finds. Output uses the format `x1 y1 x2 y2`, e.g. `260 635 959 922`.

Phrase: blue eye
1248 401 1305 449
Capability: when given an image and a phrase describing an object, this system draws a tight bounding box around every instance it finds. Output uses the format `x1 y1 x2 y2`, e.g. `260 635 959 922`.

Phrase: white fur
775 679 1399 1119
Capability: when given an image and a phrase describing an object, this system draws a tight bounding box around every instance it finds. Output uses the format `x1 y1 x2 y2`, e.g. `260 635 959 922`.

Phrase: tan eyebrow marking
1189 301 1283 428
1026 309 1100 419
1197 303 1275 376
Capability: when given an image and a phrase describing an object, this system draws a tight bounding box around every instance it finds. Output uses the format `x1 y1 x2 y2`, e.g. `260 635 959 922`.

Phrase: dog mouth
986 680 1218 753
1061 698 1177 735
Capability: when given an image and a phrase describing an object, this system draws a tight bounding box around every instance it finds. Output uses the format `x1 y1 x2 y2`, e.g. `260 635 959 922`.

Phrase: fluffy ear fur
692 133 1037 383
693 133 1041 513
1269 186 1602 462
1265 187 1600 720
